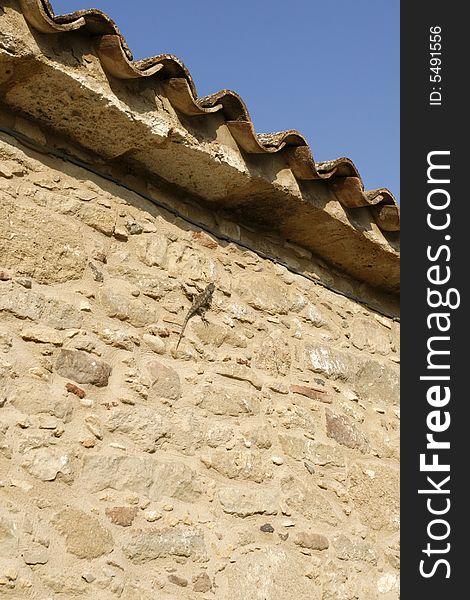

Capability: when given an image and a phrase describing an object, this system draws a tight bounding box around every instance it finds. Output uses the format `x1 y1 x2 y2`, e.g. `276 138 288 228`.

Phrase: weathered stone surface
290 384 330 403
22 448 72 481
0 283 43 321
105 506 138 527
88 261 103 282
348 462 399 532
55 349 112 387
243 426 272 449
279 434 312 461
321 562 363 600
195 384 259 416
47 304 84 331
216 548 320 600
191 230 218 249
226 301 256 324
236 276 291 314
114 221 129 240
141 359 182 401
307 443 346 468
349 316 391 355
377 572 399 595
193 572 212 593
98 288 159 328
252 330 291 376
120 582 158 598
208 449 270 483
82 455 201 501
105 407 169 453
189 320 225 348
390 321 400 354
281 476 339 526
215 364 263 390
302 302 329 327
0 159 25 178
218 487 278 517
123 527 207 563
53 508 114 559
333 534 377 564
65 382 86 398
325 409 369 452
0 329 13 353
82 455 154 495
138 235 169 267
192 321 247 348
293 531 329 551
76 188 97 202
0 283 82 329
277 405 316 438
304 461 315 475
122 220 142 235
0 198 86 283
0 424 10 458
84 415 104 440
23 549 49 565
38 415 60 429
0 516 18 558
354 358 400 405
151 461 202 502
78 203 115 236
0 362 12 399
8 380 73 420
96 326 139 350
305 344 354 380
21 325 65 345
168 574 188 587
17 277 32 288
168 412 214 454
369 425 400 462
40 573 86 595
112 268 173 300
142 333 165 354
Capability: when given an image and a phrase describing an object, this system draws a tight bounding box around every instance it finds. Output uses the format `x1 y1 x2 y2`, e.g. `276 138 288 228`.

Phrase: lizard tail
176 315 189 352
175 335 182 351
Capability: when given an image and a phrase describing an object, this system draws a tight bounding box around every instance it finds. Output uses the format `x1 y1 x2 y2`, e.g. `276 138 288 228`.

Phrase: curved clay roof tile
18 0 399 232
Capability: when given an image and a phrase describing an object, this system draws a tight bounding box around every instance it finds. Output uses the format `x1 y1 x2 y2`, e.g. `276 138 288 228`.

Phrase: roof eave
0 1 399 295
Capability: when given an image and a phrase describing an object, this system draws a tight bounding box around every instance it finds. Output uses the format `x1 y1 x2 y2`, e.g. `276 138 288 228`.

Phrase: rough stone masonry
0 2 399 599
0 135 399 599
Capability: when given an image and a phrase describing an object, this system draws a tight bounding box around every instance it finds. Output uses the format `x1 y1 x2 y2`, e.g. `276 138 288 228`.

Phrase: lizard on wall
176 282 215 351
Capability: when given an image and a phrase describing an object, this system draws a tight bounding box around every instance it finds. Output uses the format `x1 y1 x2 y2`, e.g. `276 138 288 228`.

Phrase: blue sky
60 1 399 200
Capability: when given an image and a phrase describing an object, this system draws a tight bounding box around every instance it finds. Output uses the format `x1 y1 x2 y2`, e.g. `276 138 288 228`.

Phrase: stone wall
0 133 399 599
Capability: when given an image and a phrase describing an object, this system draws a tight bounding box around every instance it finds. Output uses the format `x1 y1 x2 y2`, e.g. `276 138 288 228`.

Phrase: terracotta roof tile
17 0 399 233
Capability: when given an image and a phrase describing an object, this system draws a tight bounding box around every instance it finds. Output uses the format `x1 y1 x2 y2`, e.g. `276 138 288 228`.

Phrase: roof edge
16 0 399 235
